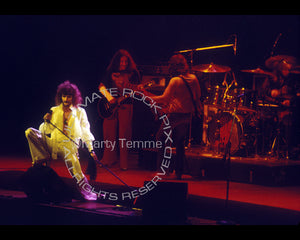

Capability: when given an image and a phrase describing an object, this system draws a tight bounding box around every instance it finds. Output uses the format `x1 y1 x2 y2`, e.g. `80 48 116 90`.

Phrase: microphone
44 110 53 123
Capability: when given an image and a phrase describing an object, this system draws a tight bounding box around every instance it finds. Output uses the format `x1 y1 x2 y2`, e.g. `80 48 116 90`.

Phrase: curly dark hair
55 80 83 107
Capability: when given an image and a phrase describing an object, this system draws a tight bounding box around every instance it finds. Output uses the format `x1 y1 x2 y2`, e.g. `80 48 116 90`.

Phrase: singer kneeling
25 80 98 201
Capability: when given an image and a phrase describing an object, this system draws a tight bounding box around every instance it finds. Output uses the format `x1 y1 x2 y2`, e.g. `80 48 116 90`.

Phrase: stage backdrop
0 14 298 156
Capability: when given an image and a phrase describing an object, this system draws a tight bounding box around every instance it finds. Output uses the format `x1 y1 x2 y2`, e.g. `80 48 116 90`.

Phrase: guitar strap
180 76 199 117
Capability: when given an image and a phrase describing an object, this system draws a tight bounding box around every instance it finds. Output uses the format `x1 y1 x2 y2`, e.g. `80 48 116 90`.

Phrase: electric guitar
97 80 155 119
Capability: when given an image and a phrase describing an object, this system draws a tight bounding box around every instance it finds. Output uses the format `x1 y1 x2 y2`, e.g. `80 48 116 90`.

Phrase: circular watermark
62 87 173 202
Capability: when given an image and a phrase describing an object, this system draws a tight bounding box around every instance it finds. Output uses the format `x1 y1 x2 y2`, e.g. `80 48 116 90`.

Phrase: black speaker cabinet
141 181 188 224
20 165 73 203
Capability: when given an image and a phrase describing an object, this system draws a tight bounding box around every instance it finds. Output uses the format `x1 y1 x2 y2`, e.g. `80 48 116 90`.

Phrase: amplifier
138 65 169 76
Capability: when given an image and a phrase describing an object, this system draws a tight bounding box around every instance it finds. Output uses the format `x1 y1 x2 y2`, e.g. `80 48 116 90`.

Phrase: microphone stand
223 103 238 209
45 120 133 190
270 33 282 57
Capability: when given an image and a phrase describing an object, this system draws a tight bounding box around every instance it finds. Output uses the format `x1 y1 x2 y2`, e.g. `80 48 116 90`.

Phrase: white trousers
25 127 85 181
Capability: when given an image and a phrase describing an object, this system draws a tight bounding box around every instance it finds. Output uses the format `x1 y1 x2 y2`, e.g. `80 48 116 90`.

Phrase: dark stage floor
0 154 300 225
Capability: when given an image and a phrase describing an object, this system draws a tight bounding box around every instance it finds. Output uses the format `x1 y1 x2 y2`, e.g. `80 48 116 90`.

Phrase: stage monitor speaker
141 181 188 224
20 165 73 203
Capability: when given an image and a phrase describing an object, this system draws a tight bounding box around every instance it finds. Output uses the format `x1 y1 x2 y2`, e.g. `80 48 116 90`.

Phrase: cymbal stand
268 115 280 160
254 109 260 158
285 111 292 160
268 110 292 160
251 75 266 158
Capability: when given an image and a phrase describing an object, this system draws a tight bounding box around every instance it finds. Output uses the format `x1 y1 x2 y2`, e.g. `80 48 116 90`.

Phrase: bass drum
207 111 243 154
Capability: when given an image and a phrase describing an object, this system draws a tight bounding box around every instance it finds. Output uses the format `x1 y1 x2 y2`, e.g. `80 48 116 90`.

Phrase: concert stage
183 146 300 186
0 154 300 225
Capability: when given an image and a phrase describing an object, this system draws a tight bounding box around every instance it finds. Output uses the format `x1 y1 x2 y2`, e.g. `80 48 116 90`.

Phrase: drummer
261 55 297 107
260 55 298 158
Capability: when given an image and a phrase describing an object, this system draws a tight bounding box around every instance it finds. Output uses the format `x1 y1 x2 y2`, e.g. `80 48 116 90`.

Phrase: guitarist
98 49 141 170
150 54 202 180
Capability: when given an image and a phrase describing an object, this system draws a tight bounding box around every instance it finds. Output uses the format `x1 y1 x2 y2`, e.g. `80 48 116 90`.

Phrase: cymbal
192 63 231 73
291 65 300 74
241 67 274 76
265 55 297 70
290 70 300 74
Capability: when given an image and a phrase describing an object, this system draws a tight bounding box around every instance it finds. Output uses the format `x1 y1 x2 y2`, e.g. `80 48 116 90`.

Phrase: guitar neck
123 81 157 98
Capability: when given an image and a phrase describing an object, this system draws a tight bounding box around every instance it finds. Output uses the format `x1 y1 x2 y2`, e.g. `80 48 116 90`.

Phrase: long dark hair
55 80 83 107
106 49 139 73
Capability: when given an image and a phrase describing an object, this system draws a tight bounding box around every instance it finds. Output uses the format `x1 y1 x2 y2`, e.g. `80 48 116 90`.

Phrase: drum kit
191 60 299 159
143 38 299 160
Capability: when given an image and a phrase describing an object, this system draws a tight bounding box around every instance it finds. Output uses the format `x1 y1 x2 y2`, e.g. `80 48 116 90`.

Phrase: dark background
0 14 299 157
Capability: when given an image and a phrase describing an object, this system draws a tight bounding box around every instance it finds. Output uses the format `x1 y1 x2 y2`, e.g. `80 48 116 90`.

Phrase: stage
0 152 300 225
